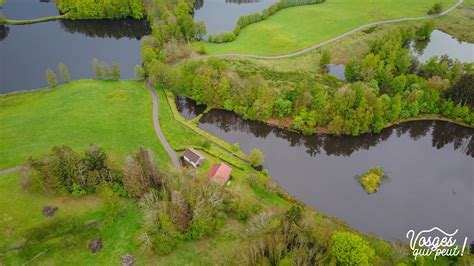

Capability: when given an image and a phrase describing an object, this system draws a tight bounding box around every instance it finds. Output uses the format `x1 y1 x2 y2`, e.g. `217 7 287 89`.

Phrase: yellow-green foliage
359 167 384 194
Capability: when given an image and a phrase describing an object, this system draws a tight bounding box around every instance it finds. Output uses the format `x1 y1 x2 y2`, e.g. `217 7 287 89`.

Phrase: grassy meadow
199 0 459 55
0 80 170 170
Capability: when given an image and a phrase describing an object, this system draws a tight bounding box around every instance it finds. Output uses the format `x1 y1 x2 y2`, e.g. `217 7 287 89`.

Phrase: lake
193 0 278 35
176 96 474 243
0 0 149 93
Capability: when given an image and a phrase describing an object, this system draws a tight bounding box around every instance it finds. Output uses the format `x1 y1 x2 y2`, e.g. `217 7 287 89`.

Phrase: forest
162 22 474 136
53 0 145 19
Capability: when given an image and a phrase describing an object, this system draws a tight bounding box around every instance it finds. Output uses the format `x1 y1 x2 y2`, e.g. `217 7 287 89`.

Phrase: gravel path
193 0 464 60
0 165 23 175
146 80 182 168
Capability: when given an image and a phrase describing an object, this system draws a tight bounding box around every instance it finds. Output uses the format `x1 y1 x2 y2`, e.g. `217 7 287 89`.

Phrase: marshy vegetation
358 167 385 194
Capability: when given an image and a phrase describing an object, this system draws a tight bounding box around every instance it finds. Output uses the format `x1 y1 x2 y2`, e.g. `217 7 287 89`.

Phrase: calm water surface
177 96 474 242
0 0 150 93
193 0 278 35
412 30 474 63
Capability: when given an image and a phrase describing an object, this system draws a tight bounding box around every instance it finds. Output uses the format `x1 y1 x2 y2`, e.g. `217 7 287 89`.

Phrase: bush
247 148 265 167
358 167 385 194
134 64 145 80
428 2 443 15
330 231 375 265
58 63 70 83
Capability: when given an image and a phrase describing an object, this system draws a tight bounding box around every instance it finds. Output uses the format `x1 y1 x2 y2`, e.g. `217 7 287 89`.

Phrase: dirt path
0 165 23 175
146 80 181 168
193 0 464 60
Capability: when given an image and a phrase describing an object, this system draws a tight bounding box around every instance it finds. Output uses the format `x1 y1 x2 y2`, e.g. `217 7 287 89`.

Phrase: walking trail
146 80 182 168
193 0 464 60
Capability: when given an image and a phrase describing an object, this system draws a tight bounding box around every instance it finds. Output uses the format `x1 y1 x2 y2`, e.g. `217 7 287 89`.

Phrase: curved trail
146 81 182 168
0 165 23 175
193 0 464 60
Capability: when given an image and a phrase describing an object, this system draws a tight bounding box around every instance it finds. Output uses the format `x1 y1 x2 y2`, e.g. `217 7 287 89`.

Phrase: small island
358 167 385 194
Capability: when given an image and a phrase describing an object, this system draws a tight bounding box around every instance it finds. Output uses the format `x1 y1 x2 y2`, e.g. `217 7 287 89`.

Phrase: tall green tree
111 63 121 80
58 62 70 83
45 68 58 87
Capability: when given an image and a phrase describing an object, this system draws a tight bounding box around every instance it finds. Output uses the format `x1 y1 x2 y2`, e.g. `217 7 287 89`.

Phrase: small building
183 148 204 168
206 163 232 186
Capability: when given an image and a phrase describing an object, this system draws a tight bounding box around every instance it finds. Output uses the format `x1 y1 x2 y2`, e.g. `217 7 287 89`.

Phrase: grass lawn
220 0 473 76
0 79 170 169
199 0 458 55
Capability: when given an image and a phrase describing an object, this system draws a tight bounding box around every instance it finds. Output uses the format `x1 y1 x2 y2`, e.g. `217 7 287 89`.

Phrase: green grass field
200 0 458 55
0 80 170 169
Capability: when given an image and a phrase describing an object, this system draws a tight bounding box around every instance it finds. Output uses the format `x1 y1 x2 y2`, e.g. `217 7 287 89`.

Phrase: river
176 96 474 243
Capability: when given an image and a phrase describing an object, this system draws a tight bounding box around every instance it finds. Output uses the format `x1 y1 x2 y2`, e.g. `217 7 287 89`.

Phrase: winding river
177 97 474 242
0 0 149 93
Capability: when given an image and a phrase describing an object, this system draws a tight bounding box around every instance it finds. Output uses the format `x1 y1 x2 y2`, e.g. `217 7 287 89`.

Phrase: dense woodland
53 0 145 19
157 22 474 136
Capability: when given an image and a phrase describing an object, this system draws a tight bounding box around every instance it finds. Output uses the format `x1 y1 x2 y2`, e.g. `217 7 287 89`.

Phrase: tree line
53 0 145 19
159 23 473 136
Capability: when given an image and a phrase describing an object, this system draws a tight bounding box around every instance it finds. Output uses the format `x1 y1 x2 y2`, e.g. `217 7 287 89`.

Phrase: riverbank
197 0 459 55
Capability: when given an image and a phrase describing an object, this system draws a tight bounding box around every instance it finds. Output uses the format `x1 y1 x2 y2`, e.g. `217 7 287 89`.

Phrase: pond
327 30 473 81
176 96 474 243
0 0 150 93
411 30 474 63
193 0 278 35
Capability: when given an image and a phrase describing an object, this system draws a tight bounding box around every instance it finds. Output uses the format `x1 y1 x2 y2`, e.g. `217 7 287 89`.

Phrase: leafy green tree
273 97 293 119
176 0 194 40
416 20 435 40
58 62 70 83
446 73 474 107
45 68 58 87
194 21 207 40
92 58 103 79
111 63 121 80
134 64 145 80
345 60 361 82
248 148 265 167
320 49 331 67
330 231 375 265
428 2 443 15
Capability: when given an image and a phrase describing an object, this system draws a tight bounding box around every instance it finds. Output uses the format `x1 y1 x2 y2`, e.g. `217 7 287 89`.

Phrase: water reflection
193 0 278 34
411 30 474 63
60 19 150 40
0 26 9 41
194 104 473 157
175 96 207 120
326 64 346 81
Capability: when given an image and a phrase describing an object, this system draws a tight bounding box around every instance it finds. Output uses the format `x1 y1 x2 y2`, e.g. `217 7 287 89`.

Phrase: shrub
248 148 265 167
358 167 385 193
330 231 375 265
428 2 443 15
111 63 121 80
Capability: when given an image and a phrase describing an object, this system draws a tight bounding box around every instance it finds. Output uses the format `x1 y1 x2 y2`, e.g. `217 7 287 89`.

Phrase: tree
247 148 265 167
416 20 435 40
134 64 145 80
428 2 443 15
194 21 207 40
170 190 192 233
345 59 361 82
58 62 70 83
92 58 103 79
111 63 121 80
330 231 375 265
320 49 331 67
446 73 474 107
124 147 162 198
45 68 58 87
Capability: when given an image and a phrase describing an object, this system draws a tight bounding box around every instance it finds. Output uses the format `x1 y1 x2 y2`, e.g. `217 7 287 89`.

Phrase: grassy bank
0 80 170 169
2 15 66 25
198 0 458 55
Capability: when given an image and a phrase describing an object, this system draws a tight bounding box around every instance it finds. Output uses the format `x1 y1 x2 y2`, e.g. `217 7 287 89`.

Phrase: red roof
206 163 232 186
